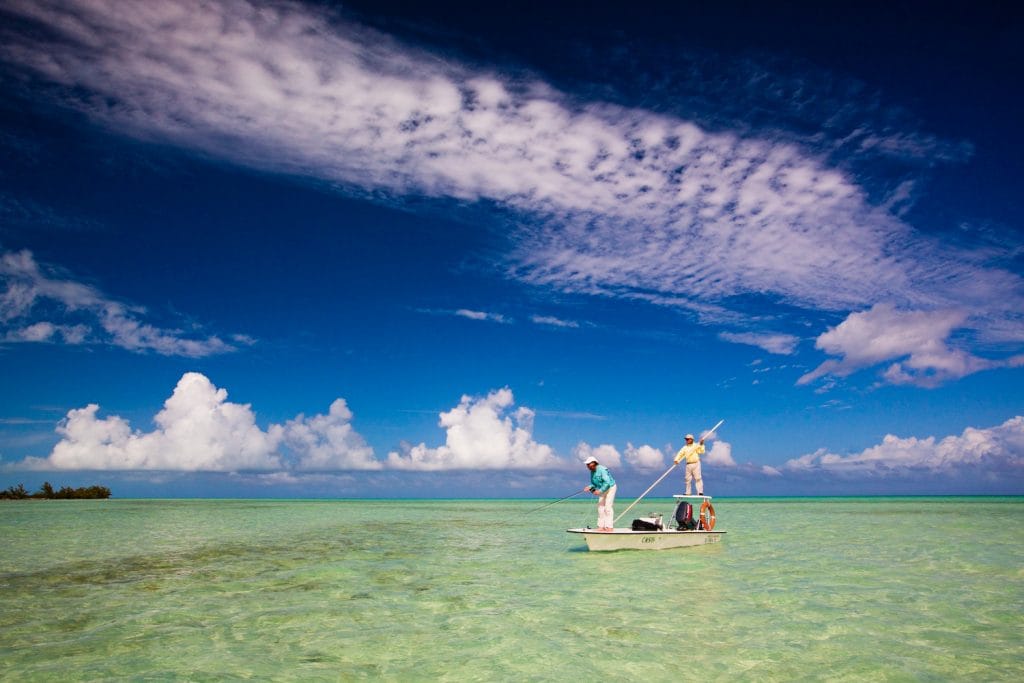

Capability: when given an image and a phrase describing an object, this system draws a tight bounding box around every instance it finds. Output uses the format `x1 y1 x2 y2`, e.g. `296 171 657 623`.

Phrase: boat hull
566 528 725 551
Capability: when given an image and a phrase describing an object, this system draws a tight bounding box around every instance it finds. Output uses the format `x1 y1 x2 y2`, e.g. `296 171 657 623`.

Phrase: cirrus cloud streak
2 0 1021 388
1 249 241 357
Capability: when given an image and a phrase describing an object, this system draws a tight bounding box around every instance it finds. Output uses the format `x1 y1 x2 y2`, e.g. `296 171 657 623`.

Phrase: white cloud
624 443 664 469
283 399 380 471
16 372 381 472
5 321 89 344
24 373 284 471
455 309 508 324
719 331 799 355
798 303 1009 388
3 0 1021 380
573 442 622 468
704 440 736 467
783 416 1024 475
1 249 239 357
531 315 579 328
387 388 559 470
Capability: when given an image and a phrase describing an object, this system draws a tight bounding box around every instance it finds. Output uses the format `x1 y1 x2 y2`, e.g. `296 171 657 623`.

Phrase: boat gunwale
566 528 726 535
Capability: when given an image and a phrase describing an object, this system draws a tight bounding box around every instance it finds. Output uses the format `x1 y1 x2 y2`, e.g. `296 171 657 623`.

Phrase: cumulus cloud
797 303 1016 388
2 0 1021 383
282 399 380 471
1 249 240 357
783 416 1024 476
624 443 664 469
387 388 559 470
573 442 622 468
8 376 582 474
23 373 284 471
16 372 379 471
704 440 736 467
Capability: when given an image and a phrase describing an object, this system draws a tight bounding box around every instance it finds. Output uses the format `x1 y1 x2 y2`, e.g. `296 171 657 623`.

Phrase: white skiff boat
567 495 725 551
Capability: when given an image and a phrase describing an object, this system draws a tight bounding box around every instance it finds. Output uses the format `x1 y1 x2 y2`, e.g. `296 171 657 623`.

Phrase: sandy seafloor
2 497 1022 680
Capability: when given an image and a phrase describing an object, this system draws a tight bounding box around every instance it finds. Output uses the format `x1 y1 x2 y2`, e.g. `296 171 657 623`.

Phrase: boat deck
566 494 722 550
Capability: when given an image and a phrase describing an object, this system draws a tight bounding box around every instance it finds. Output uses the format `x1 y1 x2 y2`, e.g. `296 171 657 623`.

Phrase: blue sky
1 0 1022 498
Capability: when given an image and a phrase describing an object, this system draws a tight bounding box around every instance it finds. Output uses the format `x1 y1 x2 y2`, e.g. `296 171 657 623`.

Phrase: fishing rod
526 489 587 514
613 419 724 524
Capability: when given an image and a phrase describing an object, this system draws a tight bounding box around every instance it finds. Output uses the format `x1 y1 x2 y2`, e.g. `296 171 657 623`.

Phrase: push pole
613 462 678 524
612 419 724 525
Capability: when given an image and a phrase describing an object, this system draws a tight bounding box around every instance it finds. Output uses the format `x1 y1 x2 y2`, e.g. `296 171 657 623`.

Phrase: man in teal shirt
583 456 617 531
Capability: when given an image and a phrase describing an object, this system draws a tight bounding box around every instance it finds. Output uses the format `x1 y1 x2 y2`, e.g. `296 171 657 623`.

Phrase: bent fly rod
526 489 587 514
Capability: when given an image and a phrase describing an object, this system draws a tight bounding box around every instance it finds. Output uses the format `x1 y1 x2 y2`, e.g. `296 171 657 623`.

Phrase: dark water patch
0 530 362 593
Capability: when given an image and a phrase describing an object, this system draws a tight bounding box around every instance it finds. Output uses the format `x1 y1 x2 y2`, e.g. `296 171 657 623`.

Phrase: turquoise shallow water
2 497 1022 681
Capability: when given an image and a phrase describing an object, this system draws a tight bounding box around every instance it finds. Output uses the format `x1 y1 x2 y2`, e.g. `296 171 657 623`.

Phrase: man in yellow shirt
673 433 706 496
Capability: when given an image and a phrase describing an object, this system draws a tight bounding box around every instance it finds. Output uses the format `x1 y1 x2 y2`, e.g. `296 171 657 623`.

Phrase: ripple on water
1 497 1022 680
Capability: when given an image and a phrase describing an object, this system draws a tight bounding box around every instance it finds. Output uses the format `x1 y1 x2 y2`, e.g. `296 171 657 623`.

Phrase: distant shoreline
1 482 112 500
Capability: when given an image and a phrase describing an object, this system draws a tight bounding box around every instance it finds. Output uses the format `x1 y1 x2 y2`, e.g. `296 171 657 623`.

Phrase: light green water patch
2 498 1022 680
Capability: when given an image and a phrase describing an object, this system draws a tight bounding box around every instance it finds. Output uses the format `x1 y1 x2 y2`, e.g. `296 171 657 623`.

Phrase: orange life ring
699 500 716 531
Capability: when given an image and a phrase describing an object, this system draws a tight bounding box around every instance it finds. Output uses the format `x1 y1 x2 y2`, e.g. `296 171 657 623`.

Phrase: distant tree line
1 482 112 500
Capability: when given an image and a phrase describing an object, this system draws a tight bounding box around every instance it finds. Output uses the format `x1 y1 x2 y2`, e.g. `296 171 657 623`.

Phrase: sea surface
2 497 1022 681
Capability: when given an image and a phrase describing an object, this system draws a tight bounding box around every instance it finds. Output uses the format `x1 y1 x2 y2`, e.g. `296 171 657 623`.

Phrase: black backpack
631 518 662 531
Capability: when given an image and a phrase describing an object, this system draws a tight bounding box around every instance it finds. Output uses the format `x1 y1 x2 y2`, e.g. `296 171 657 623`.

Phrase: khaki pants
597 484 617 529
685 462 703 495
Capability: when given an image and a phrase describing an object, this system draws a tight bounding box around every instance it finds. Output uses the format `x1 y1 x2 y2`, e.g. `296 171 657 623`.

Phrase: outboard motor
674 501 697 530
